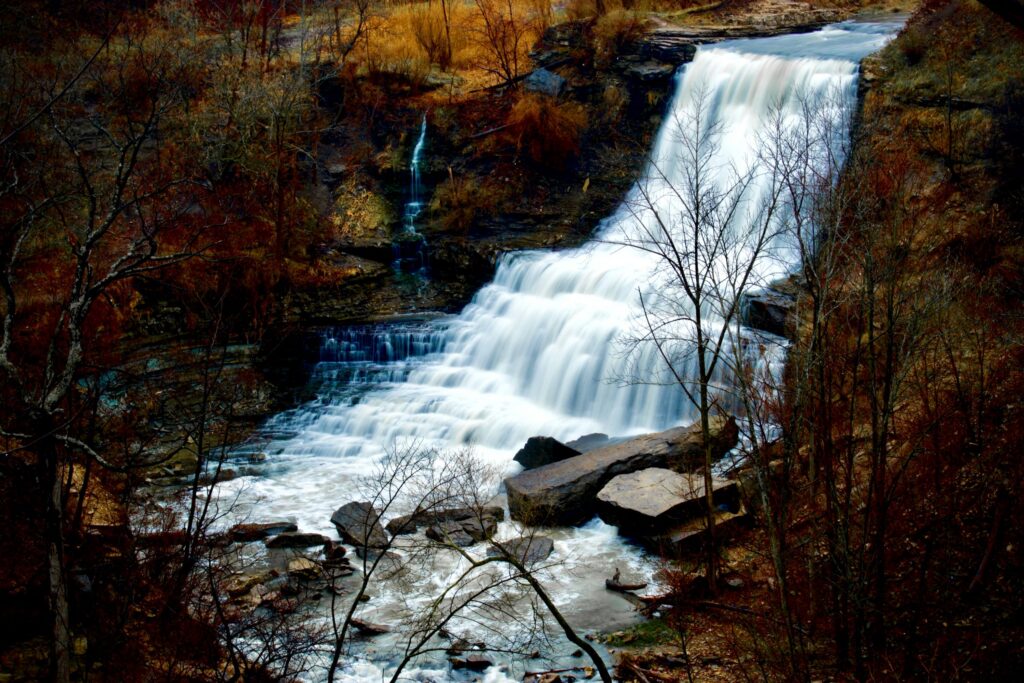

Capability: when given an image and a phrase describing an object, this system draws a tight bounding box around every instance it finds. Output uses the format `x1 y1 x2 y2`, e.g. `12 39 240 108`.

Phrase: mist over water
219 21 897 681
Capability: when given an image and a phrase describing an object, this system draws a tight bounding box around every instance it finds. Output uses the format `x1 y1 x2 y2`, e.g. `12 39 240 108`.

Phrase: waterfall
396 115 429 272
403 115 428 234
221 20 897 680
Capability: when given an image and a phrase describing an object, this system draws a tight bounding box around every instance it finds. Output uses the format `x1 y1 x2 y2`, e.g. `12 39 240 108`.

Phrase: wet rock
596 468 740 534
331 501 389 549
225 569 279 598
487 536 554 565
565 433 611 453
287 558 320 580
324 540 348 560
385 505 504 536
426 515 499 546
351 617 391 635
325 560 355 577
228 521 298 543
505 418 739 526
524 68 566 97
741 288 796 338
265 531 331 548
513 436 581 470
449 654 493 671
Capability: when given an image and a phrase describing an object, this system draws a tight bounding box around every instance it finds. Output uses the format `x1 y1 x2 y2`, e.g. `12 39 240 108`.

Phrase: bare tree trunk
40 419 71 683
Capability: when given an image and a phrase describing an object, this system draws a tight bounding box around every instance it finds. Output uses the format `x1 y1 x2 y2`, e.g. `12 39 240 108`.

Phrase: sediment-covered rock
504 417 738 526
595 468 740 534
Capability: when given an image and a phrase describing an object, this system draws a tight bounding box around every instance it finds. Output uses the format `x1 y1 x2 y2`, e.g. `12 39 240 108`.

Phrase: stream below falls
217 20 900 682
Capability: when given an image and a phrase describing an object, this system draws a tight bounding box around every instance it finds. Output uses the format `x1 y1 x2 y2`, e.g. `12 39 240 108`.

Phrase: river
219 20 899 682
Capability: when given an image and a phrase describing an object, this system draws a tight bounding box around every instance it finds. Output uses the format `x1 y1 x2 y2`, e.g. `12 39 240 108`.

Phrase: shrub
432 167 506 232
503 93 588 170
593 9 649 66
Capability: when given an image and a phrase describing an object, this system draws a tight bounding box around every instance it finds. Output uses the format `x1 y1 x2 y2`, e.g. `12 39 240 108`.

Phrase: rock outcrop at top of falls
504 416 739 526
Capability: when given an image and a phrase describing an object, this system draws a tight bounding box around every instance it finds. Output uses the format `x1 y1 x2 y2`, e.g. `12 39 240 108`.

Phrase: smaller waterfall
403 115 428 233
395 115 429 273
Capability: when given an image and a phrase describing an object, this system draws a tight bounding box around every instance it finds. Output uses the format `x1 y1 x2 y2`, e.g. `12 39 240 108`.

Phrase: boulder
524 68 566 97
487 536 554 565
505 417 739 526
265 531 331 548
225 569 278 598
350 618 391 636
426 515 499 547
228 521 297 543
741 288 796 338
286 557 320 580
513 436 581 470
450 654 493 671
385 505 504 536
331 502 389 549
595 468 740 534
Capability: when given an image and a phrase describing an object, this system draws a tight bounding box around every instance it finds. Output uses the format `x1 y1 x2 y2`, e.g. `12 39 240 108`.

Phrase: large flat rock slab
504 416 738 526
596 468 739 534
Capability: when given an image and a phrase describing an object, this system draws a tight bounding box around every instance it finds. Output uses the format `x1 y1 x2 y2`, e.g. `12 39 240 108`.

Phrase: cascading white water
221 21 897 682
404 115 428 233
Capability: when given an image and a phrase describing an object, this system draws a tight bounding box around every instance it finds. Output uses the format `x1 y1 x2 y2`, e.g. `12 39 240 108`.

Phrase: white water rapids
219 21 897 682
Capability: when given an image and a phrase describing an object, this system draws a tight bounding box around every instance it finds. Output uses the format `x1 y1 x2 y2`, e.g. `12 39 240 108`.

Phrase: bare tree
474 0 533 87
614 84 783 593
0 26 209 681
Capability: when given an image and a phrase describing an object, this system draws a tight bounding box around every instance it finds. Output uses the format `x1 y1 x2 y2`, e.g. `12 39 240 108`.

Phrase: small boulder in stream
385 505 504 536
450 654 494 671
350 618 391 636
228 521 297 542
487 536 554 565
425 515 499 547
265 531 331 548
504 417 738 526
331 502 389 549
